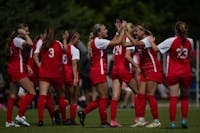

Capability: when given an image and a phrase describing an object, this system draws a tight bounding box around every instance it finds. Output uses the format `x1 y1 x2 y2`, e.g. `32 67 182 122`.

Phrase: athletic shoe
110 120 122 127
130 121 148 128
63 119 78 125
100 122 111 128
78 111 85 127
181 119 188 128
5 122 20 127
38 121 44 127
145 120 161 128
170 122 176 129
53 109 61 125
15 115 30 126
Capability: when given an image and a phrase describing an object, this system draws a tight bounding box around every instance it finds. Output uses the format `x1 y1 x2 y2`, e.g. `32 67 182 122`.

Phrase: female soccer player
110 21 138 127
63 32 80 125
148 21 194 129
36 28 67 126
126 24 163 128
6 23 36 127
78 21 126 128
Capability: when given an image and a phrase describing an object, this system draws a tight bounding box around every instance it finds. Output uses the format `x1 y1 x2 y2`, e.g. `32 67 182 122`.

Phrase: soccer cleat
100 122 111 128
145 121 161 128
53 109 61 125
130 121 148 128
78 111 86 127
38 121 44 127
181 119 188 128
63 119 78 125
15 115 30 126
170 122 176 129
110 120 122 127
5 122 20 127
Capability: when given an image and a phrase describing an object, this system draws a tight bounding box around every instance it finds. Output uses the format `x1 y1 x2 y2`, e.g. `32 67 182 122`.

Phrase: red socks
98 98 108 124
181 96 189 119
59 97 68 122
18 94 35 117
46 94 54 119
70 104 77 120
137 93 146 118
83 100 99 115
146 95 159 119
134 95 139 118
169 96 178 122
37 95 46 121
6 98 16 122
110 99 117 121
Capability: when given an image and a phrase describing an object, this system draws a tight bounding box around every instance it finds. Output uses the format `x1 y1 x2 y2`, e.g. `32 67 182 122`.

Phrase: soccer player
36 28 67 126
78 21 126 128
126 24 162 128
32 29 55 125
6 23 36 127
110 21 138 127
63 32 80 125
148 21 194 129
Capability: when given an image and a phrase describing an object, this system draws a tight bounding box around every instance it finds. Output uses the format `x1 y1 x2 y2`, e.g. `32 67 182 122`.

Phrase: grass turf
0 104 200 133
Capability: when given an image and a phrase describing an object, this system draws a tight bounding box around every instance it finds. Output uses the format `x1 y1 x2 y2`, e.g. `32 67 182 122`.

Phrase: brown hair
6 23 28 57
175 21 188 45
92 24 103 37
42 28 56 50
136 24 152 36
68 32 79 43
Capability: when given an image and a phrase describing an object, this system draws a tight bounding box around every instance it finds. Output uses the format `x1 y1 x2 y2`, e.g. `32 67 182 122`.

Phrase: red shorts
140 71 163 83
8 71 29 83
39 77 64 91
64 67 80 86
90 67 107 85
111 65 133 83
165 75 192 89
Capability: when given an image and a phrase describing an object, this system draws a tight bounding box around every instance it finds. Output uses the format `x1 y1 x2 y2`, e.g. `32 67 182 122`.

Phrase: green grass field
0 104 200 133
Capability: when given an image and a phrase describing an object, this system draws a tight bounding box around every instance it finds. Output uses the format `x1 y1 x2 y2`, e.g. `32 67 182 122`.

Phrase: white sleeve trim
95 37 110 49
157 37 176 54
34 39 43 54
141 36 151 48
71 45 80 60
13 37 25 49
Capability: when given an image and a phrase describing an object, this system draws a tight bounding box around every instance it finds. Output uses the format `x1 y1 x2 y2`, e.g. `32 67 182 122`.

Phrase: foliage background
0 0 199 80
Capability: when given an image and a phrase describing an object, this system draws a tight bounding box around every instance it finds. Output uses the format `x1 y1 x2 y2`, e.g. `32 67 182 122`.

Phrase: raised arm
148 36 160 52
125 31 144 47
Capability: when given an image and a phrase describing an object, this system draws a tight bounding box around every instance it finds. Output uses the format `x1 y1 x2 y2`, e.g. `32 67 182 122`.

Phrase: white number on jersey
176 48 188 59
62 54 67 64
114 45 122 55
48 48 54 58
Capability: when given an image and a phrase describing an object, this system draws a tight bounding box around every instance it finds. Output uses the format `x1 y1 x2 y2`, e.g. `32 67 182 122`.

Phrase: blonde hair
126 22 135 35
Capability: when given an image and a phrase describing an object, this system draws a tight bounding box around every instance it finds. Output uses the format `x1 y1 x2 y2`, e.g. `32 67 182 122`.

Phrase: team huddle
5 20 193 129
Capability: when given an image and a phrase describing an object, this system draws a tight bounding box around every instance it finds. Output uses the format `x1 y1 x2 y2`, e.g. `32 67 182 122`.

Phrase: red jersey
90 37 110 85
111 37 133 82
39 40 63 78
157 36 193 77
140 37 163 74
90 38 108 74
7 37 28 82
63 45 80 85
28 39 43 85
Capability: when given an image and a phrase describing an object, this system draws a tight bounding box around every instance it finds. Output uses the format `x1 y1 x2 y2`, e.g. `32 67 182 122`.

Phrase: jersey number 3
49 48 54 58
